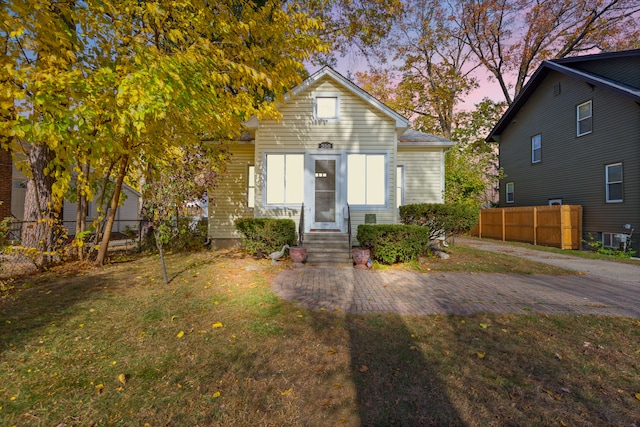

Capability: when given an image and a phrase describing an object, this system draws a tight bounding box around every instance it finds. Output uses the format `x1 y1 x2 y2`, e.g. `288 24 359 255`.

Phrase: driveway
272 239 640 317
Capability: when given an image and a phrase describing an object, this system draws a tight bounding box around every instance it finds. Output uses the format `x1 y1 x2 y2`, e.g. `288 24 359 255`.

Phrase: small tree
143 143 228 284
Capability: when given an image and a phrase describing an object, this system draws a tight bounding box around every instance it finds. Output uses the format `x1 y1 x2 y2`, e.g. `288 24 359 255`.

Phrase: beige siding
209 143 255 239
397 148 445 205
255 75 399 226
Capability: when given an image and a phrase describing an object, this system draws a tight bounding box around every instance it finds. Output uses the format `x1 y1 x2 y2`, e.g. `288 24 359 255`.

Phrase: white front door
306 153 344 231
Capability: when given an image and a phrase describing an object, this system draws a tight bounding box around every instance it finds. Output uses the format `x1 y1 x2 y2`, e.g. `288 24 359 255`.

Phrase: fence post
501 208 506 241
533 207 537 246
478 210 482 238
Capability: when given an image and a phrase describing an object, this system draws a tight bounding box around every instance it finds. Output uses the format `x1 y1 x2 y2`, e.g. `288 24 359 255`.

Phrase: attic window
553 83 561 96
315 95 339 121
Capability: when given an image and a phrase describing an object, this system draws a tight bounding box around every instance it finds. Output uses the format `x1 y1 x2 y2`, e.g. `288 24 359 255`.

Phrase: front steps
302 232 352 266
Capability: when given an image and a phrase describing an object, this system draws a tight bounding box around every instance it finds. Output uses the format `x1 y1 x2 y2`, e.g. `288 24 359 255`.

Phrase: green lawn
1 250 638 426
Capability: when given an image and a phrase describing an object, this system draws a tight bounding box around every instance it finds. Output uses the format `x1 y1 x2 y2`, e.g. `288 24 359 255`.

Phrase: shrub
400 203 478 241
234 218 296 256
357 224 430 264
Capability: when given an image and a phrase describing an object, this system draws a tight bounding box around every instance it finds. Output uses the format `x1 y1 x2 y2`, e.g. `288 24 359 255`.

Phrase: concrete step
302 232 353 264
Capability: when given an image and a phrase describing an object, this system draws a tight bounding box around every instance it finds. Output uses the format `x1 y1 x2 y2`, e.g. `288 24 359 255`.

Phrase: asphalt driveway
272 239 640 317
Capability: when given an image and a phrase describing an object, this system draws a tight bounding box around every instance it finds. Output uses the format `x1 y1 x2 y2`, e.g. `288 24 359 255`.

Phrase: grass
0 249 638 426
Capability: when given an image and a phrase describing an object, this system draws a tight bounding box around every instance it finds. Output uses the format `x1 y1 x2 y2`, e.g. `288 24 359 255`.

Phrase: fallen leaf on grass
327 349 337 354
635 393 640 401
117 373 127 385
359 365 369 373
476 352 486 359
177 331 184 338
212 391 221 398
480 323 489 329
212 322 223 328
280 388 293 396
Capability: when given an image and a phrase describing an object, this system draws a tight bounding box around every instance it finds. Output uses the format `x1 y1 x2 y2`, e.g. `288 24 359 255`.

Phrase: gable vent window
577 100 592 136
315 95 339 122
553 83 561 96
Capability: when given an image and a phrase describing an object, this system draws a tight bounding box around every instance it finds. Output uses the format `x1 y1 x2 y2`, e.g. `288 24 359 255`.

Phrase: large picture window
347 154 386 206
605 163 622 203
265 154 304 205
577 100 592 136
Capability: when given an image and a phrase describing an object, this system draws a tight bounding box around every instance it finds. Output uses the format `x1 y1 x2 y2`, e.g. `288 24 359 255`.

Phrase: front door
308 154 343 231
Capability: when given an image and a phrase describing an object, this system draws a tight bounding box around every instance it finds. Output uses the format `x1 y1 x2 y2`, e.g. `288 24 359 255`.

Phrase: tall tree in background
458 0 640 104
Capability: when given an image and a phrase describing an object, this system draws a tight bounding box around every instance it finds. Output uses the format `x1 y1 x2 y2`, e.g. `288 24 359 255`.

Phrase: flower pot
289 247 307 267
352 248 370 269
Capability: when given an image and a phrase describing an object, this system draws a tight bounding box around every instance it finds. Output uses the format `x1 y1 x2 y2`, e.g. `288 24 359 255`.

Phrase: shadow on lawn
346 313 465 426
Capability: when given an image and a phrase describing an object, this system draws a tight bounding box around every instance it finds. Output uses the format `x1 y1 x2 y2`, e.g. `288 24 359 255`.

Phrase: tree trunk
21 143 57 268
95 154 129 265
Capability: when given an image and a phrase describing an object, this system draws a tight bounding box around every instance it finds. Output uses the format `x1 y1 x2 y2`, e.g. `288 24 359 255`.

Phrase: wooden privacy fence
470 205 583 250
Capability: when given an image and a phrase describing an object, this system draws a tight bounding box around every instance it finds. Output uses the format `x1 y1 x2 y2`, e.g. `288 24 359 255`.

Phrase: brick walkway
273 267 640 317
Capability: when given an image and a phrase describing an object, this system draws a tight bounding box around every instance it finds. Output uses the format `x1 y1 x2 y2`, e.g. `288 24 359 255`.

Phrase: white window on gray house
396 165 404 208
505 182 514 203
265 154 304 205
531 134 541 163
247 165 255 208
605 162 623 203
315 95 339 121
577 100 592 136
602 232 622 249
347 154 386 206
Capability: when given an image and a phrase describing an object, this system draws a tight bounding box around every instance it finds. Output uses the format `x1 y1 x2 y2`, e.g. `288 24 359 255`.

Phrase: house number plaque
318 141 333 149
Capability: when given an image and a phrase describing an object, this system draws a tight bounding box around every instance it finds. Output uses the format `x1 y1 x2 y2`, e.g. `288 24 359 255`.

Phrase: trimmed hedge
399 203 478 241
234 218 297 256
357 224 430 264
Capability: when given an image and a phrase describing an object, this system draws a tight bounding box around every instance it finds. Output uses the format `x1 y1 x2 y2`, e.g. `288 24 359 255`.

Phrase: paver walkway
272 239 640 317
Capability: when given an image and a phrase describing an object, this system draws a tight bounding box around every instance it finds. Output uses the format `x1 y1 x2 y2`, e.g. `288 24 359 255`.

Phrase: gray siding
498 70 640 249
572 56 640 88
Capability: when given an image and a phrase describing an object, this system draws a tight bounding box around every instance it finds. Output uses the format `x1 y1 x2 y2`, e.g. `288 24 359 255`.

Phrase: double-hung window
396 165 405 208
347 154 386 206
577 100 592 136
531 134 541 163
505 182 514 204
605 163 623 203
265 154 304 205
247 165 255 208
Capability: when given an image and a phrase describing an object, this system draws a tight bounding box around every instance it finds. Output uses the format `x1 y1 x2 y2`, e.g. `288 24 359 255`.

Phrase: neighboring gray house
487 49 640 252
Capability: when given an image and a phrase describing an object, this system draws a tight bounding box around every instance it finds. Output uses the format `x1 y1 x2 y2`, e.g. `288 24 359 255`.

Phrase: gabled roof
399 129 455 148
245 66 411 130
486 49 640 142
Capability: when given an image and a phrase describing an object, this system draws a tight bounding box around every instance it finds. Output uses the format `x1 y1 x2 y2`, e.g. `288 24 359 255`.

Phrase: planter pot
289 247 307 267
352 248 370 269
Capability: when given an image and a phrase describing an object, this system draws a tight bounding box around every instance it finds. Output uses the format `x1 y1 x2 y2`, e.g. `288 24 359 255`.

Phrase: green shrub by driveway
234 218 296 256
357 224 430 264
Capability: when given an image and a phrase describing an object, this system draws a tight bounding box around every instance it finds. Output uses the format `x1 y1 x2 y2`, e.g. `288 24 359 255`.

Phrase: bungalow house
208 67 455 260
487 49 640 252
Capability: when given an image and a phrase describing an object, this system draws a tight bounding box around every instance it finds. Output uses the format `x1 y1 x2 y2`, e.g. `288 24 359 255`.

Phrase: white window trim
314 93 340 123
577 100 592 137
347 151 390 210
505 182 514 204
531 134 541 164
262 152 305 208
605 162 623 203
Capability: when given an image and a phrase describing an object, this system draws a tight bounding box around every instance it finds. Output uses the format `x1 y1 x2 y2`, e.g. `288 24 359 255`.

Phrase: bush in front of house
234 218 297 256
357 224 430 264
399 203 478 241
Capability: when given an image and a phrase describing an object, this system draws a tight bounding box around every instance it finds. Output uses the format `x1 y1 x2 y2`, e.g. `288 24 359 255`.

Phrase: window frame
505 182 514 204
263 153 305 207
347 152 389 209
314 94 340 122
577 100 593 137
531 133 541 164
605 162 623 203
